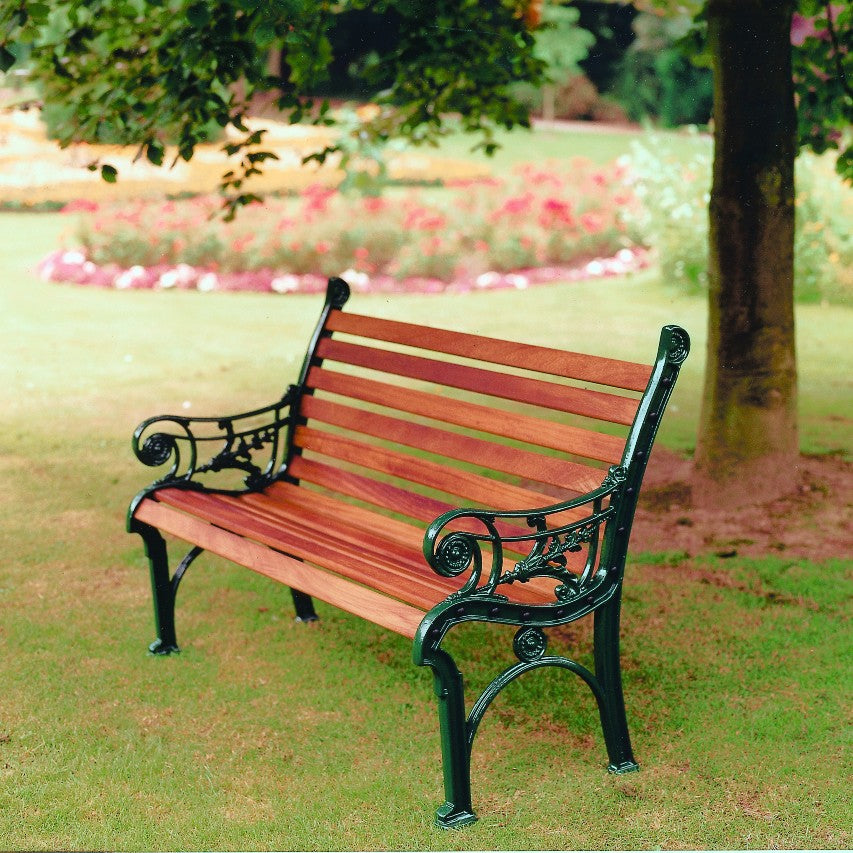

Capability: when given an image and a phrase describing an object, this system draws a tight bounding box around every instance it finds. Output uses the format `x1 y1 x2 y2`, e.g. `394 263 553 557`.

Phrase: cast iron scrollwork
132 385 298 492
424 466 626 604
664 325 690 365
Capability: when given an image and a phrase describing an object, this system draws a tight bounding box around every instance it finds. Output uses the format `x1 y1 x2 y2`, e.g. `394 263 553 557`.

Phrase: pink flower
61 199 99 214
302 184 336 214
315 241 331 255
492 192 534 220
580 212 606 234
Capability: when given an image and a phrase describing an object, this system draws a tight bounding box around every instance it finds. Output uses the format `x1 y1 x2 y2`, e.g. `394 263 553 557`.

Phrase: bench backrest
284 279 688 567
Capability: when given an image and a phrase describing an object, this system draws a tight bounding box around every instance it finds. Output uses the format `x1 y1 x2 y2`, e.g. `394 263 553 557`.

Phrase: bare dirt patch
633 448 852 562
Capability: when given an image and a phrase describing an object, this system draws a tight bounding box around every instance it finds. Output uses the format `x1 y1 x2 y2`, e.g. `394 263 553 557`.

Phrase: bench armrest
423 466 627 603
131 385 298 496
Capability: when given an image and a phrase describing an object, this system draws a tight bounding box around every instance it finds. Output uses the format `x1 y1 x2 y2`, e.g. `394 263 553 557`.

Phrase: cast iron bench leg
593 594 639 774
427 647 477 828
290 588 318 622
132 521 180 655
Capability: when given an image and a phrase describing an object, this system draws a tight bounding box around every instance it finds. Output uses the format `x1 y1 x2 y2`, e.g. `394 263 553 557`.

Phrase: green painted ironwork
127 277 352 653
413 323 689 827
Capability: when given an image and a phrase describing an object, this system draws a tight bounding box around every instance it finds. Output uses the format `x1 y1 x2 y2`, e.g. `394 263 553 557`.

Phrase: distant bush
624 132 852 304
608 13 713 128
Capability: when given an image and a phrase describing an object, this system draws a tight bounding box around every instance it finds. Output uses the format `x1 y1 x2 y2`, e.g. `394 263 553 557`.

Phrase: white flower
160 264 196 289
158 270 180 289
197 272 218 292
174 263 196 284
271 274 300 293
340 268 370 290
61 250 86 265
616 248 635 264
475 271 500 289
115 265 146 289
506 274 529 290
585 260 605 277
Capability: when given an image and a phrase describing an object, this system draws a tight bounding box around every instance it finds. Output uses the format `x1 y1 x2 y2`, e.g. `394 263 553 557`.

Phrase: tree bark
693 0 799 507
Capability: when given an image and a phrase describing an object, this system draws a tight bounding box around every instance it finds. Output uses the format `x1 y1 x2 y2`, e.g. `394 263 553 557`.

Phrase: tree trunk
693 0 799 508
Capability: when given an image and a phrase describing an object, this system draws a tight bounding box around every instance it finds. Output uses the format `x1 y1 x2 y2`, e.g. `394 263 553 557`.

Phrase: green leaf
186 2 210 27
146 141 165 166
101 164 118 183
0 45 16 73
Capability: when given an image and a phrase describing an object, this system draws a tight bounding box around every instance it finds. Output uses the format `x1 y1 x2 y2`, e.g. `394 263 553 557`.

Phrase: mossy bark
694 0 799 507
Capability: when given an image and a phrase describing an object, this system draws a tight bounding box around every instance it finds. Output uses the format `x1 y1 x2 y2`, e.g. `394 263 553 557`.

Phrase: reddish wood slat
299 395 605 491
134 498 426 638
294 426 590 526
315 338 639 426
326 310 653 392
307 366 624 466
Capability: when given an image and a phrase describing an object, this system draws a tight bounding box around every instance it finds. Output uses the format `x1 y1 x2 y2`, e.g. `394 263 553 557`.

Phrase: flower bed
40 159 648 294
38 246 650 295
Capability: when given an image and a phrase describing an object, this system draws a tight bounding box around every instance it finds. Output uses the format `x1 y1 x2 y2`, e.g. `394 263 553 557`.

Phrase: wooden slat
326 310 653 392
315 338 639 426
299 395 603 491
307 366 624 466
154 489 458 611
134 498 426 638
295 426 590 516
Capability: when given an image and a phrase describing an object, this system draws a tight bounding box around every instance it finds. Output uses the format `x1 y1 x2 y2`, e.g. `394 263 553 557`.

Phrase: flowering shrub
624 131 852 303
60 159 640 289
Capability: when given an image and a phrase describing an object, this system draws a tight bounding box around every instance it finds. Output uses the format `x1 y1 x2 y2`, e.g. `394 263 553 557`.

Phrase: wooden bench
128 277 689 827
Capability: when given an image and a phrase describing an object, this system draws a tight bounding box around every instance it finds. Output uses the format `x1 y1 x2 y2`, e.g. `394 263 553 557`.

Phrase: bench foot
435 801 477 829
608 760 640 774
148 638 180 656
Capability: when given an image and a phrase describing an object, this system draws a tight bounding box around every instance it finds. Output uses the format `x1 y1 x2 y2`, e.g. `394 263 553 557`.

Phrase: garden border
37 246 651 295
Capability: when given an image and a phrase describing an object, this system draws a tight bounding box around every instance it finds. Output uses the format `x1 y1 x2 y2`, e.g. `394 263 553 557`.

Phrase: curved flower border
36 247 651 296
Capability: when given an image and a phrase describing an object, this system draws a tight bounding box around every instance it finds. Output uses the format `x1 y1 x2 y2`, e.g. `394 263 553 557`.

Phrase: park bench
127 277 689 827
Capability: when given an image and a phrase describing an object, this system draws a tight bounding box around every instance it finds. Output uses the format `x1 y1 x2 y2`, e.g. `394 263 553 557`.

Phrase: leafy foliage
791 1 852 179
625 132 851 303
631 0 851 180
1 0 545 212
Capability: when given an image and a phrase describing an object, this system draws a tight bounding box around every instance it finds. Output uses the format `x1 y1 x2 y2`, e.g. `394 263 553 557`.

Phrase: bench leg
290 588 319 623
132 521 181 655
593 595 639 774
426 648 477 828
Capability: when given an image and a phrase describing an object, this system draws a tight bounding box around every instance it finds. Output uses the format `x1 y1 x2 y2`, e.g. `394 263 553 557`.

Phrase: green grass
1 186 851 850
434 123 654 170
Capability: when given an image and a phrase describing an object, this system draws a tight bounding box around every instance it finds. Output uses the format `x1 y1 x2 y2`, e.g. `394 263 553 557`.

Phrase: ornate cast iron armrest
423 466 627 603
131 385 298 498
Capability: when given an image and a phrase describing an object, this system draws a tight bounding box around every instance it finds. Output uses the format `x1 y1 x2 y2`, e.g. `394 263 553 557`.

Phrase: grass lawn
1 194 850 850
